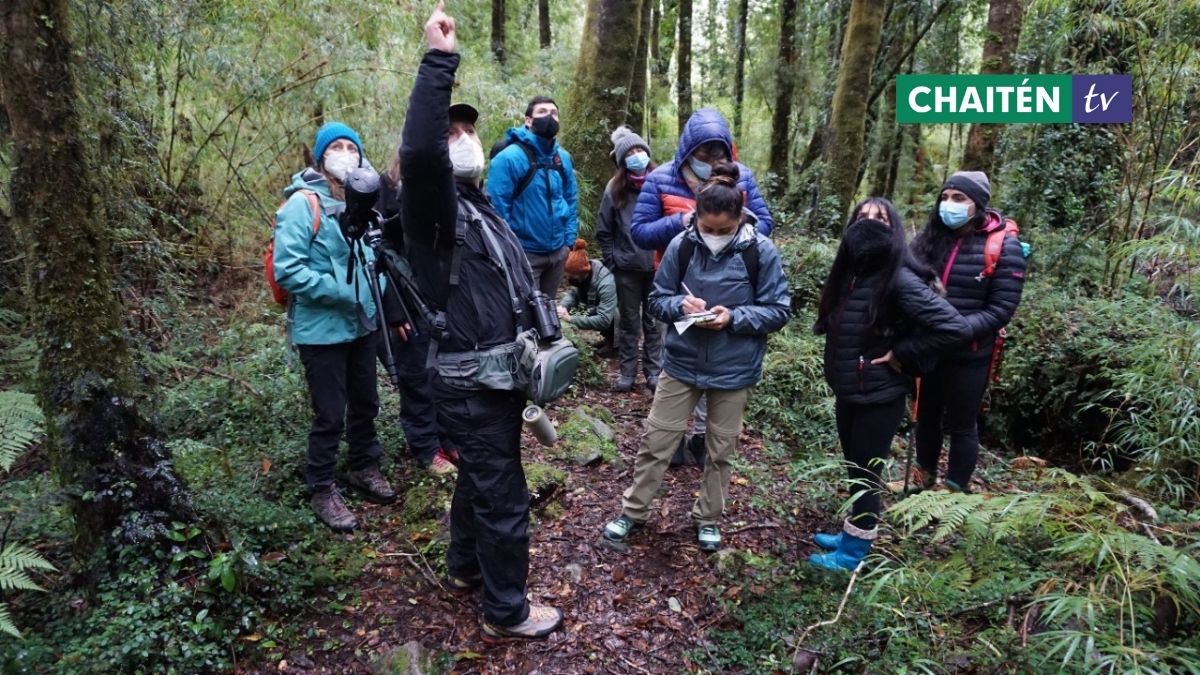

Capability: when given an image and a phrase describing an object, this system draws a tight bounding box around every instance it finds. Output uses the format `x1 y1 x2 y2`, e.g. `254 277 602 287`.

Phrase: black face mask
845 218 894 274
531 115 559 139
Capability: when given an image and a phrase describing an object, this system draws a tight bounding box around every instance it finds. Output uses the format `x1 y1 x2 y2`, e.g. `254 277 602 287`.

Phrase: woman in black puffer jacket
810 198 969 572
909 171 1027 493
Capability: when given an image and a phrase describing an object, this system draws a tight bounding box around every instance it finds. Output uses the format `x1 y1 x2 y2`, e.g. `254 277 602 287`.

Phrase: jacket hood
505 125 558 156
283 168 334 199
979 208 1005 234
674 108 736 168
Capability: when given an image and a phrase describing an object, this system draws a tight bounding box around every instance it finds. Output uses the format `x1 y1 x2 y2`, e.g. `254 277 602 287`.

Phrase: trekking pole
901 378 921 497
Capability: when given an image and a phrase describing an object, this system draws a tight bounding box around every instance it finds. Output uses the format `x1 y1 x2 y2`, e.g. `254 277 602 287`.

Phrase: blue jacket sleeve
631 175 686 251
562 150 579 247
728 240 791 335
273 195 353 308
648 237 688 322
486 148 520 231
742 169 774 236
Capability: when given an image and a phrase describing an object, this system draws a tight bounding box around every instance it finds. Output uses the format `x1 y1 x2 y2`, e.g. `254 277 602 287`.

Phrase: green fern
0 390 43 473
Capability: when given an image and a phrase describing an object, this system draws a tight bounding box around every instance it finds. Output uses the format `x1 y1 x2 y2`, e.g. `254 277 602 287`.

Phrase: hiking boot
886 465 936 495
813 531 842 551
688 433 707 467
697 524 721 552
669 437 691 468
944 478 973 494
311 485 357 532
447 572 482 592
344 465 397 504
429 448 458 476
599 514 640 552
808 520 876 572
482 604 563 640
645 374 659 392
614 375 634 392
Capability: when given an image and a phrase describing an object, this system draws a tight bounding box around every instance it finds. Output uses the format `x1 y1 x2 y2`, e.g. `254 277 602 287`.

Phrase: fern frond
0 603 19 638
0 390 43 473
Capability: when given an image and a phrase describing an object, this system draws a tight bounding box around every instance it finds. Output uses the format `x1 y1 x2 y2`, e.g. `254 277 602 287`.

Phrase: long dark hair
814 198 928 335
911 193 987 272
609 155 657 209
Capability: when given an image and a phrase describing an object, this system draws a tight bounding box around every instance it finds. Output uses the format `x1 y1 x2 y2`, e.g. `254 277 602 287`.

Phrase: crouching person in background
809 199 969 571
273 121 396 533
600 162 791 554
557 238 618 352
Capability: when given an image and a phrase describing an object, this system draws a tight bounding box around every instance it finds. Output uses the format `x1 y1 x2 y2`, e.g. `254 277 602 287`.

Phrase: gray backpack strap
461 198 524 319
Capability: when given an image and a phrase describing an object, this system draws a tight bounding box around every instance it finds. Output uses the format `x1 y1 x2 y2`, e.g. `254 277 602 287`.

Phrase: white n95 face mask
700 231 735 255
323 150 359 182
449 134 485 179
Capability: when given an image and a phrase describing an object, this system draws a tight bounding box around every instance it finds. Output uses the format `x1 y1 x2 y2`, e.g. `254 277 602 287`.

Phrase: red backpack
981 215 1020 279
264 190 321 306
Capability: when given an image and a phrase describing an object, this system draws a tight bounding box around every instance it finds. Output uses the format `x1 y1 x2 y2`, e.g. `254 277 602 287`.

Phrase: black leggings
915 358 991 488
835 397 907 530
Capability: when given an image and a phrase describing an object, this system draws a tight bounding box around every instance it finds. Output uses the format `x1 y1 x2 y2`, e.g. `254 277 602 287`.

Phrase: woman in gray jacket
596 126 663 392
600 162 791 554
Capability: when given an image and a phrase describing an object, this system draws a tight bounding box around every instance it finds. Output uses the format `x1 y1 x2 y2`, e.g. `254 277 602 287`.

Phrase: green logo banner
897 75 1073 124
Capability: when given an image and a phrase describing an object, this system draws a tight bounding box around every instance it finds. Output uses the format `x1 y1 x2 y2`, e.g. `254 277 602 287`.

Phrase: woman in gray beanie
905 171 1027 494
595 126 663 393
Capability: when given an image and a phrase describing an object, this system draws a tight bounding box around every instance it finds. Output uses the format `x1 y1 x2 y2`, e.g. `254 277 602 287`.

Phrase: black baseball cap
448 103 479 125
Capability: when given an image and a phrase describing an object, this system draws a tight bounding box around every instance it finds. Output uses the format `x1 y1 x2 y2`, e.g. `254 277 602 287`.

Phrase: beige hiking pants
621 373 752 527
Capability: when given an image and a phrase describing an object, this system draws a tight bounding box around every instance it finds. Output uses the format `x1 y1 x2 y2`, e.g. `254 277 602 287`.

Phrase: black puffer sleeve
399 50 460 251
963 233 1026 339
891 266 971 369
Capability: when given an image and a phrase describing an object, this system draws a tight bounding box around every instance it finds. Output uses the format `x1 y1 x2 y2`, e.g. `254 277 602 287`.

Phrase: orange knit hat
564 239 590 276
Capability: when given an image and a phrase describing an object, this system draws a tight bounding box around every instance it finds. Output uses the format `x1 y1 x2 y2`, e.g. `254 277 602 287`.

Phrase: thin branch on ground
791 566 861 665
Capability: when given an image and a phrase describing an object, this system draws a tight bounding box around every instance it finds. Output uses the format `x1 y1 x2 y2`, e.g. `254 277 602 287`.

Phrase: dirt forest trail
262 354 828 674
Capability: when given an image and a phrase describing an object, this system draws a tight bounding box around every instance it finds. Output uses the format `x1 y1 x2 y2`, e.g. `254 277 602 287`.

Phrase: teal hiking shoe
697 524 721 553
599 514 641 551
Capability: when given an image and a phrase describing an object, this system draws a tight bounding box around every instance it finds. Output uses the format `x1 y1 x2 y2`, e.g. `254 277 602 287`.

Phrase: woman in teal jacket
273 122 395 533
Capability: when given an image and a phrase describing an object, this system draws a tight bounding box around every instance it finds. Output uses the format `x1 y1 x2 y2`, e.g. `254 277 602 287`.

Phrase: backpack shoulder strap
675 236 697 292
982 218 1020 278
511 142 541 201
301 190 322 236
740 240 760 296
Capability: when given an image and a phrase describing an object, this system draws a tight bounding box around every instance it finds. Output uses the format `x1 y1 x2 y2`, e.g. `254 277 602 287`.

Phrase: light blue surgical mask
688 156 713 181
939 201 972 229
624 151 650 174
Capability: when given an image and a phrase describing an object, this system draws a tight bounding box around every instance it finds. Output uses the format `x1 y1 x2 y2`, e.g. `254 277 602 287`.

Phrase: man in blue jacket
487 96 579 297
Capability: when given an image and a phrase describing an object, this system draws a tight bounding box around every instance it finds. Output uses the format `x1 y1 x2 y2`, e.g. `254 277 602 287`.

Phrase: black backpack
676 235 761 297
490 138 570 202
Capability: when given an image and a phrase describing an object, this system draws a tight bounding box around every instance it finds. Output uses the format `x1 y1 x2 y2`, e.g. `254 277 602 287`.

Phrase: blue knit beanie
313 122 363 164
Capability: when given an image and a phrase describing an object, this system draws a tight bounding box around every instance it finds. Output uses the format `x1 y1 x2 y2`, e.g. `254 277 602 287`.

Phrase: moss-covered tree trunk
491 0 507 65
629 0 653 134
768 0 798 191
732 0 750 140
0 0 193 560
538 0 552 49
961 0 1025 174
565 0 646 218
822 0 887 226
676 0 693 136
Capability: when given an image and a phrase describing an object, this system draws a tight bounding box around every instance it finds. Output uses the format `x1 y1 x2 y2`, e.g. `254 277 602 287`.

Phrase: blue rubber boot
809 520 877 572
813 531 841 551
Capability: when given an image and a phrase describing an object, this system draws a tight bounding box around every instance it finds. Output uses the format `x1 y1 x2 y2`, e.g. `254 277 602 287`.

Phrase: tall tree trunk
732 0 750 139
538 0 552 48
651 0 678 139
676 0 693 136
0 0 193 560
491 0 507 65
565 0 646 218
768 0 798 189
629 0 653 134
822 0 887 225
961 0 1025 174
